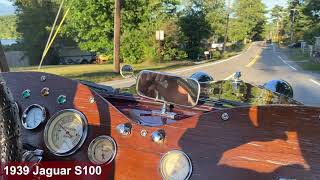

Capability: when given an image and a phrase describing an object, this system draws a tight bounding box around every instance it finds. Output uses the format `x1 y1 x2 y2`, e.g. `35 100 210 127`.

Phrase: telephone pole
114 0 121 73
290 8 297 44
222 0 231 55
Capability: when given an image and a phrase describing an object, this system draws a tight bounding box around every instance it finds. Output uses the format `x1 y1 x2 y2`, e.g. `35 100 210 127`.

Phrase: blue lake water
0 39 17 45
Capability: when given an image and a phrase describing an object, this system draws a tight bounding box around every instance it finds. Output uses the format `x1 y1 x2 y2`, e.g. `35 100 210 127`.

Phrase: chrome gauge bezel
21 104 47 130
44 109 88 157
88 135 117 165
160 150 193 180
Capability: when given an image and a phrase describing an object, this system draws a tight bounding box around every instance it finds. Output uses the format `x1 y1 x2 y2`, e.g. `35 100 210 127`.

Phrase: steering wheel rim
0 77 22 166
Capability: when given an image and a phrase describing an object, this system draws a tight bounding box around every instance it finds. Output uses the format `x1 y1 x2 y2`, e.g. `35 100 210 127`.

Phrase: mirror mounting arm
151 102 177 119
160 102 167 114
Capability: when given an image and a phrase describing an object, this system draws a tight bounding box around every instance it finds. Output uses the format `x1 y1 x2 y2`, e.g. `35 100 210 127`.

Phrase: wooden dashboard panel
2 72 320 180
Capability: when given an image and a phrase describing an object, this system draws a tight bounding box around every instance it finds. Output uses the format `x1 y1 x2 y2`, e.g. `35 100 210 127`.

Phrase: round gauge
21 104 46 130
44 109 88 156
88 136 117 165
160 150 192 180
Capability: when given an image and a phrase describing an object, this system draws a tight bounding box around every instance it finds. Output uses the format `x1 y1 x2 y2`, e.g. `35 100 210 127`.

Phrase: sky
262 0 288 10
0 0 288 16
0 0 12 6
0 0 15 15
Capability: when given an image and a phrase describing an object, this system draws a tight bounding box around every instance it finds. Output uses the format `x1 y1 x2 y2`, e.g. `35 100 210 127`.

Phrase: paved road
100 42 320 106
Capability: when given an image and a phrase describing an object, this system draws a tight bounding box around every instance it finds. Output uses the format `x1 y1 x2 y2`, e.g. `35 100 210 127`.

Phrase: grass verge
10 43 251 83
280 48 320 72
11 61 195 83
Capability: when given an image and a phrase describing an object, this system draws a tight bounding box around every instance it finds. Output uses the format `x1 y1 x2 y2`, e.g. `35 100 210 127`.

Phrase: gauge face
22 104 46 130
160 150 192 180
44 109 88 156
88 136 117 165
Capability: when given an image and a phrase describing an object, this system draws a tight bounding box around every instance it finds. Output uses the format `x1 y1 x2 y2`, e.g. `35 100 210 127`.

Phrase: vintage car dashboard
2 72 320 180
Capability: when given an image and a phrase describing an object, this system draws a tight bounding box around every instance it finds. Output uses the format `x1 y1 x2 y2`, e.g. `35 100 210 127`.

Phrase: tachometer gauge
88 136 117 165
22 104 46 130
44 109 88 156
160 150 192 180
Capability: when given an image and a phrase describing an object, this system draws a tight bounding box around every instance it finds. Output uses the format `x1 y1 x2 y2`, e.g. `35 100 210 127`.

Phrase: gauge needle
59 124 73 138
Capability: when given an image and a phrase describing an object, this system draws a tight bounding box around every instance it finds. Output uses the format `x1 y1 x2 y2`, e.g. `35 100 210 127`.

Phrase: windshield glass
1 0 319 107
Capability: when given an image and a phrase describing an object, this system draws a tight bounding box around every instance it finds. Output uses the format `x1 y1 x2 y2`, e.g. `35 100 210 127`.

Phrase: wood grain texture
2 72 320 180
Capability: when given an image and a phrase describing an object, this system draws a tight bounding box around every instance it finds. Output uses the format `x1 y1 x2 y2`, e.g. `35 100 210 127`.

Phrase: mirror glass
136 70 200 107
200 80 301 106
120 65 134 78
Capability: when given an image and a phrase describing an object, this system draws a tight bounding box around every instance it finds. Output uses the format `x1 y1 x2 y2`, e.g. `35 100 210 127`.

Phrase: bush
212 51 222 59
121 30 145 64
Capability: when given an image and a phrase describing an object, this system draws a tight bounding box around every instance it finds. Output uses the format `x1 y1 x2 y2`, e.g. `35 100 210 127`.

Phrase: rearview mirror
136 70 200 107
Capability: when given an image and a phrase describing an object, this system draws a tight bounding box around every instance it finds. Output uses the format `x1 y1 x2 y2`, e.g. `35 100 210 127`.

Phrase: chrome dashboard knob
116 123 132 136
151 130 165 143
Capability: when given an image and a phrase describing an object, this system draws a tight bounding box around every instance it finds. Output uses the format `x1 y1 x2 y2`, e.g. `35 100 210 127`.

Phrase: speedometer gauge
88 136 117 165
22 104 46 130
44 109 88 156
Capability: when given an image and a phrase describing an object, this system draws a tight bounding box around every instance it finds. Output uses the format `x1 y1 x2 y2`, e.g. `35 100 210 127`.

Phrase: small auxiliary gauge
88 136 117 165
22 104 46 130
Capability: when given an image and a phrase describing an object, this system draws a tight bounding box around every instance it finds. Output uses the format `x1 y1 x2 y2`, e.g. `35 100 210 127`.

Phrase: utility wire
38 0 70 70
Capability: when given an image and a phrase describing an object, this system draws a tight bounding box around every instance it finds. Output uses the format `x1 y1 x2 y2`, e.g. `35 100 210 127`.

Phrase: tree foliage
179 8 211 59
12 0 59 65
268 0 320 44
63 0 186 63
229 0 266 42
11 0 269 64
0 15 20 39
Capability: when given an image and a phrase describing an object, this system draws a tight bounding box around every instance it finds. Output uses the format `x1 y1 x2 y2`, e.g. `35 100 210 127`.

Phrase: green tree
229 0 266 43
204 0 226 42
301 0 320 43
63 0 185 64
13 0 59 65
0 15 20 39
303 0 320 22
179 0 212 60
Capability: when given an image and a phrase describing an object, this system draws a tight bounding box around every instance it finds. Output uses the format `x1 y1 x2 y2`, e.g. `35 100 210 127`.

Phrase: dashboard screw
89 97 95 104
140 129 148 137
41 87 50 96
41 75 47 82
221 113 230 121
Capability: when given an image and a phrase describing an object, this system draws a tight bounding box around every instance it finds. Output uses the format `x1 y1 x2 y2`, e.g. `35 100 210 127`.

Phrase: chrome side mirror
120 65 135 79
263 80 294 98
189 71 214 85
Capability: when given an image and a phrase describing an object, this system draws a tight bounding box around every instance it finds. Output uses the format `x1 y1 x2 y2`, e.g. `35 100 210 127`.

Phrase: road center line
246 54 260 67
310 79 320 87
277 55 297 71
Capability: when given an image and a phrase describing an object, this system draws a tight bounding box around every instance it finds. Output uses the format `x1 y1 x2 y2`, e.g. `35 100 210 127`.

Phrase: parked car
59 47 96 64
96 54 111 64
288 41 302 48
